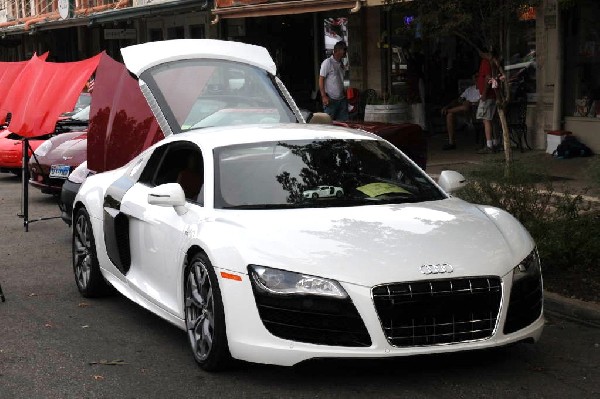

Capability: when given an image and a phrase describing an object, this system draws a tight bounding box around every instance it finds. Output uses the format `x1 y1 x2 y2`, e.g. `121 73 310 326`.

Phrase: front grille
251 285 371 347
504 274 543 334
373 277 502 347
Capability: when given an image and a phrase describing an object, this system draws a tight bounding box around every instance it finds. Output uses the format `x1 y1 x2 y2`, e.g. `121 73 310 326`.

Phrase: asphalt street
0 172 599 399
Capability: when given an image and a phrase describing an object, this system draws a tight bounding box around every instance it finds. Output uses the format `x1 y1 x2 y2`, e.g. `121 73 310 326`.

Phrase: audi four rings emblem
420 263 453 275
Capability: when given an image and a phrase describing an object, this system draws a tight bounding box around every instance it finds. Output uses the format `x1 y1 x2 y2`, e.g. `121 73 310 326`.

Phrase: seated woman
177 154 203 200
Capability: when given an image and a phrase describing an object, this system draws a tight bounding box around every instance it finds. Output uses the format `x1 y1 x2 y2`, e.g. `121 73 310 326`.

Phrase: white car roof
163 123 376 150
121 39 277 77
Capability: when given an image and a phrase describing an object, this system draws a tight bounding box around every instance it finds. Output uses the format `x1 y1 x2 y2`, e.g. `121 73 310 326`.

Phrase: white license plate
49 164 70 179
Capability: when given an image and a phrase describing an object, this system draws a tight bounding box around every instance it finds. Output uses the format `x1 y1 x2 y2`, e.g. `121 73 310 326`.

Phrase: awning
212 0 362 19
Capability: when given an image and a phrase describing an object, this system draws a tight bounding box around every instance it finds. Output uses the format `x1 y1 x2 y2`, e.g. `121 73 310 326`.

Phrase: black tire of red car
184 252 232 371
72 207 110 297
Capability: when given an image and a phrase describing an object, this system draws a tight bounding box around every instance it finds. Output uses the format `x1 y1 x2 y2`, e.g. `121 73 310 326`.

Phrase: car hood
42 134 87 166
210 198 532 287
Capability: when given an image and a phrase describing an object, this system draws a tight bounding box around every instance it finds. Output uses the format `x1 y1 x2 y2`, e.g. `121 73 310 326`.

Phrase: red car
0 93 91 176
333 120 427 169
0 129 50 175
29 131 87 194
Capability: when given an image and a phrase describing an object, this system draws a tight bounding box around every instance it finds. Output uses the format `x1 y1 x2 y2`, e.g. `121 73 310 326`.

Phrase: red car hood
36 132 87 167
87 54 163 173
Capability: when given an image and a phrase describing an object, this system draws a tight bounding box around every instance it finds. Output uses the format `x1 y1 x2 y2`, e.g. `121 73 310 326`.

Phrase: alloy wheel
185 260 215 362
73 213 92 290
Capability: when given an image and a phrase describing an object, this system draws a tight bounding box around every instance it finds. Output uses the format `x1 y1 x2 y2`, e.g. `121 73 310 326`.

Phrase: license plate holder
49 164 70 179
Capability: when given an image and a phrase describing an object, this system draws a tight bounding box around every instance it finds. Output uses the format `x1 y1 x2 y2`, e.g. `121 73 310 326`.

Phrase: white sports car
303 185 344 199
72 39 544 371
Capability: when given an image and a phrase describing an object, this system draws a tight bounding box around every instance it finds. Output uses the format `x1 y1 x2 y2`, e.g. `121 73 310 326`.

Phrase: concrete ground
425 129 600 199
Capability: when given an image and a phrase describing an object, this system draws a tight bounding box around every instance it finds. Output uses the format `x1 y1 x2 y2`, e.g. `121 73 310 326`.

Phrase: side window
139 145 168 186
138 142 205 204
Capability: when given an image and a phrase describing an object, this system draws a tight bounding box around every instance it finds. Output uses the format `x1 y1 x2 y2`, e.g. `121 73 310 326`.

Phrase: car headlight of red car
34 140 53 157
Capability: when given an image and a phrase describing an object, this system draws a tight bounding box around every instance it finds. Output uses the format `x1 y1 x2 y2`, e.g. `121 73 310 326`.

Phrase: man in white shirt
319 41 348 121
440 76 481 150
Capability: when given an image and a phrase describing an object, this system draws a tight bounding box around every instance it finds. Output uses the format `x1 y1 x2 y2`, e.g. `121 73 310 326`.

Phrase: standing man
476 48 499 154
319 41 348 121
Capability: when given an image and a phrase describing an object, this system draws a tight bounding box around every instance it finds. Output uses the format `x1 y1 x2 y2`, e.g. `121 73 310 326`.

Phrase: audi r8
71 39 544 371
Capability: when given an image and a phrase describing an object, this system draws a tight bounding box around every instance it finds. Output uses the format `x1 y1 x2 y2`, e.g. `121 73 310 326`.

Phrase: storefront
212 0 367 111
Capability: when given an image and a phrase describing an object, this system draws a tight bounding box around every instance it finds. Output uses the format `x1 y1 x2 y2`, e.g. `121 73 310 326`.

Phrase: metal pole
22 138 30 232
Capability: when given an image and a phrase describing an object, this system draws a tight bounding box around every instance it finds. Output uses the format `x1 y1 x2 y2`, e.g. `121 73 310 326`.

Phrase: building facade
0 0 597 153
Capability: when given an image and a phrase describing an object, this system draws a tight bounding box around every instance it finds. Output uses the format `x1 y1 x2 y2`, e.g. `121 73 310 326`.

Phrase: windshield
61 93 92 117
214 139 445 209
140 59 298 133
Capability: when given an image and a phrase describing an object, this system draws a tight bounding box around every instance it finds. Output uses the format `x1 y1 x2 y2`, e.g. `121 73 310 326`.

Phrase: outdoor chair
506 98 531 152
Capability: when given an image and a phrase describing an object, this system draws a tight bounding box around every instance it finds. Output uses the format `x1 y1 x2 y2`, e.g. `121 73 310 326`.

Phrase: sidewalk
424 130 600 328
425 130 600 199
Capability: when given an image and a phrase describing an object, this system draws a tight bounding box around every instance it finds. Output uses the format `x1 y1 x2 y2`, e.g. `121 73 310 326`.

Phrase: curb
544 290 600 328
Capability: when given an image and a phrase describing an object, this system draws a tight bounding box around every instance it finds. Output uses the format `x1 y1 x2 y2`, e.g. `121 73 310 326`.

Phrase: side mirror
437 170 466 194
148 183 188 215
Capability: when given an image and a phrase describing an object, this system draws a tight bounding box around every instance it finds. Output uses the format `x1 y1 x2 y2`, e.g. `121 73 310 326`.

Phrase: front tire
184 252 231 371
72 207 109 297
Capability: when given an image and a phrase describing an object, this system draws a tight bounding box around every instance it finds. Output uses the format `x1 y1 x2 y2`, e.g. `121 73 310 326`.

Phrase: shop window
167 27 185 40
563 0 600 118
505 16 536 103
149 28 163 42
189 24 205 39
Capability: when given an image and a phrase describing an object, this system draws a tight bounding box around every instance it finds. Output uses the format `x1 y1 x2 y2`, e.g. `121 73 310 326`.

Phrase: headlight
68 161 91 184
512 249 542 283
248 265 348 298
34 140 53 157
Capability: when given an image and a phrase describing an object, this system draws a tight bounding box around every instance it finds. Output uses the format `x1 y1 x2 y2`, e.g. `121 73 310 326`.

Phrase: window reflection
214 139 444 209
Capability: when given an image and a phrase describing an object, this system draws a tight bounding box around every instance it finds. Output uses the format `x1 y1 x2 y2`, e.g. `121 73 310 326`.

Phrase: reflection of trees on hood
275 140 366 203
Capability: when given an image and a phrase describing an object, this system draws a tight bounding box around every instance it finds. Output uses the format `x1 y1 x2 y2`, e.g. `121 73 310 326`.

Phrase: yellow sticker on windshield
357 183 409 198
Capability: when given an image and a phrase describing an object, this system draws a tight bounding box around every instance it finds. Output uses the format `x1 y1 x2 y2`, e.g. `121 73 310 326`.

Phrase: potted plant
364 92 411 124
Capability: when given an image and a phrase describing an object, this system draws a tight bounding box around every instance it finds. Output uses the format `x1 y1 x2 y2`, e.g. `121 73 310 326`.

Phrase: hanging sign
58 0 74 20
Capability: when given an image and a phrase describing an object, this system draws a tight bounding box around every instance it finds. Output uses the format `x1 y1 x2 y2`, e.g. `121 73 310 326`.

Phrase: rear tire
184 252 231 371
72 207 109 297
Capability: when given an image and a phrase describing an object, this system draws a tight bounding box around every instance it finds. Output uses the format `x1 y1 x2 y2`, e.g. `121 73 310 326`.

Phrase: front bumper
59 180 81 226
216 269 544 366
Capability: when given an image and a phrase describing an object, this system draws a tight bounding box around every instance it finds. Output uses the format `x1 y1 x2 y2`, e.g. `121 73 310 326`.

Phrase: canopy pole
19 139 61 232
21 138 30 232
